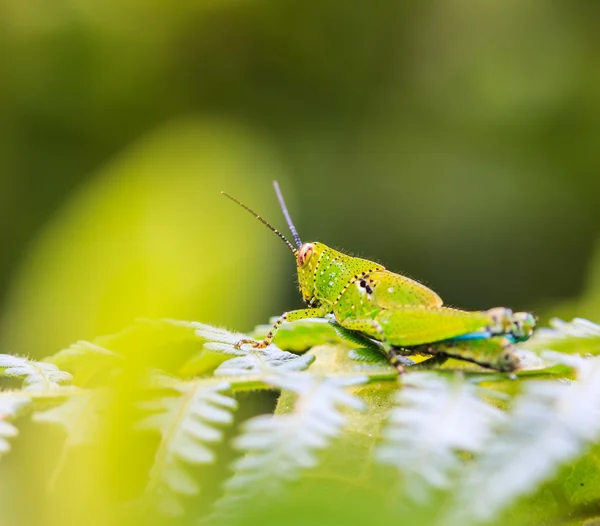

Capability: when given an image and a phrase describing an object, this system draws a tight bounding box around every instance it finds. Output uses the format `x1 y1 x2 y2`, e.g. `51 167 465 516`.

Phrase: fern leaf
34 390 108 445
211 372 365 516
194 323 249 355
348 347 390 364
46 341 124 386
376 372 505 502
214 350 315 376
136 382 237 516
0 354 72 391
541 317 600 339
77 319 212 375
195 324 315 375
447 352 600 524
0 393 31 457
33 389 110 488
526 317 600 355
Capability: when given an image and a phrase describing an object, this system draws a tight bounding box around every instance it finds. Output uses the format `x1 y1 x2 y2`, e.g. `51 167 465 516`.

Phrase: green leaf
46 319 232 381
271 378 399 502
251 318 341 352
304 343 397 381
93 318 209 372
562 442 600 507
211 372 365 518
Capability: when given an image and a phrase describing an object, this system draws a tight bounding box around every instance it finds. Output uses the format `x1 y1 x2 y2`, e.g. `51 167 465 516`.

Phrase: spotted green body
223 183 536 374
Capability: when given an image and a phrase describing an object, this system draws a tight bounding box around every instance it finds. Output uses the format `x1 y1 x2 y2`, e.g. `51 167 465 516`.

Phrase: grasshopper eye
297 243 314 267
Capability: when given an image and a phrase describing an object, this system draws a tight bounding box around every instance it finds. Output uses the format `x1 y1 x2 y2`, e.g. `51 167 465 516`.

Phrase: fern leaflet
526 317 600 355
0 393 31 457
195 324 315 375
136 382 237 516
34 389 111 487
376 372 505 502
211 372 365 517
46 341 124 386
0 354 72 391
447 352 600 524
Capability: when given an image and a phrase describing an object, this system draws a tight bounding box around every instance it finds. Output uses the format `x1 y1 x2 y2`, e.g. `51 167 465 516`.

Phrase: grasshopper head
511 312 537 342
296 242 327 303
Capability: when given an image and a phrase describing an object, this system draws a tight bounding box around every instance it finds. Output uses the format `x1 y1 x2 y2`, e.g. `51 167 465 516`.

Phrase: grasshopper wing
369 271 443 308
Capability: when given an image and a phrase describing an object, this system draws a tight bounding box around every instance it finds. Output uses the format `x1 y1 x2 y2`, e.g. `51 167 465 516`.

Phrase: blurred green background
1 0 599 357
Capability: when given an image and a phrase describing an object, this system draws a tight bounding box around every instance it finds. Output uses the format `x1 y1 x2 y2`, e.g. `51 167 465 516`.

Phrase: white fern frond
48 341 122 365
0 393 31 458
525 318 600 357
46 341 124 385
536 317 600 340
195 324 315 375
376 373 505 502
33 389 111 488
214 349 314 376
447 352 600 524
34 389 110 445
211 373 365 517
194 323 249 355
136 382 237 516
0 354 72 391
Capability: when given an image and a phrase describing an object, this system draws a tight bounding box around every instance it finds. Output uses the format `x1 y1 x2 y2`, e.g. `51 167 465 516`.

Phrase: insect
222 182 536 373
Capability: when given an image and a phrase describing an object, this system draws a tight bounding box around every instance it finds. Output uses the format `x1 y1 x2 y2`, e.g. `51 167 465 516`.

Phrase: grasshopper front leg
236 307 330 349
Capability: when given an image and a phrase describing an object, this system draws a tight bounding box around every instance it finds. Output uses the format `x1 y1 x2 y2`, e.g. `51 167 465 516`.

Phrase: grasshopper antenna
221 191 297 253
273 181 302 248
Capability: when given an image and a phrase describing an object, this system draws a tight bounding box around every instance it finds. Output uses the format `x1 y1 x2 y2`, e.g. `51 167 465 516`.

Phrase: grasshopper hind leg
336 318 408 374
331 320 446 373
409 337 520 372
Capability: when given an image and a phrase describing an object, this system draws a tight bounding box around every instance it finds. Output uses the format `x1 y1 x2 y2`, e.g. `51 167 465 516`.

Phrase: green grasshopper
222 182 536 374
